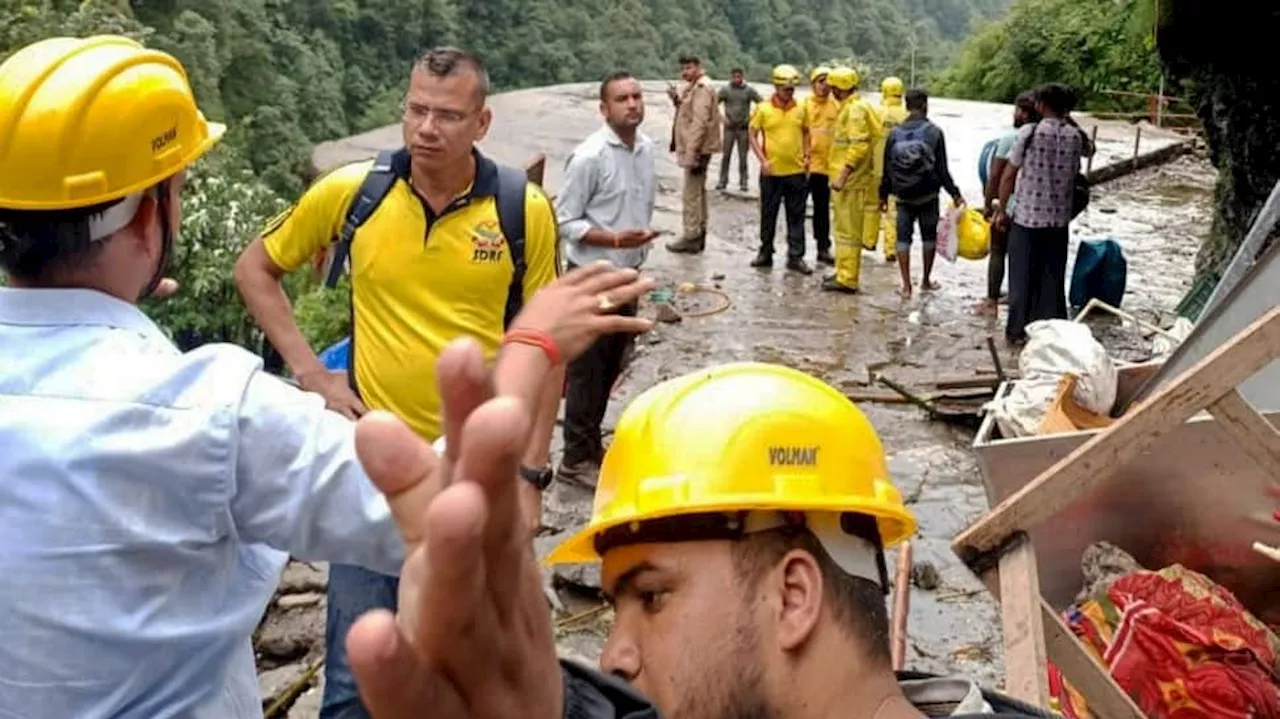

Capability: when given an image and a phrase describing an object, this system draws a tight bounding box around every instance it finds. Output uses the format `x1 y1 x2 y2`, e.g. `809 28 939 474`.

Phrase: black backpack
1022 121 1091 219
888 124 936 197
323 148 531 392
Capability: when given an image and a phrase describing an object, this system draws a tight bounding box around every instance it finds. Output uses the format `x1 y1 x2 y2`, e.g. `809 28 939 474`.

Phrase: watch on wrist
519 464 554 490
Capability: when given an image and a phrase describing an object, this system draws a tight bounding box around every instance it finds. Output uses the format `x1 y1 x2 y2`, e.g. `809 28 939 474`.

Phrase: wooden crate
951 306 1280 717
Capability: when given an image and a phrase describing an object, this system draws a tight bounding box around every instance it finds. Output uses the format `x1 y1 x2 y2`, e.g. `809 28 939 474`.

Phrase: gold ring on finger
596 293 616 312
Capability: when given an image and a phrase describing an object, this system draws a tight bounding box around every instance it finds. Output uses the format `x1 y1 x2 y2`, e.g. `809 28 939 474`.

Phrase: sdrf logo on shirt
469 219 507 263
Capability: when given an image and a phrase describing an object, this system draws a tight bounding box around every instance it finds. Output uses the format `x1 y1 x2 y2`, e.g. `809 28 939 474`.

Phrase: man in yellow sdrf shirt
803 66 840 267
233 47 562 719
748 64 813 275
824 66 883 294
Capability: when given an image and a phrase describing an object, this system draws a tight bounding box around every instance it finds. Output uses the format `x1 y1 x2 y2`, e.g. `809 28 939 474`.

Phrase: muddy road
266 84 1215 713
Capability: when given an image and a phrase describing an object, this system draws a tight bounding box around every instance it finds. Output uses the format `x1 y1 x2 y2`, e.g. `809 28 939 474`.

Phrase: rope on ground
670 284 733 318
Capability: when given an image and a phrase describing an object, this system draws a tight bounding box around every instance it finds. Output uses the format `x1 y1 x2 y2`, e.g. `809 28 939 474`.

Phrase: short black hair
678 54 701 66
730 67 744 74
905 88 928 112
599 71 636 101
413 46 490 104
730 525 892 668
0 201 115 282
1035 83 1074 115
1015 91 1041 122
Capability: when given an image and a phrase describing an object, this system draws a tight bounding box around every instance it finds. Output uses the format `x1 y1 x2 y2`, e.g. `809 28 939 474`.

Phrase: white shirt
555 124 657 269
0 287 403 718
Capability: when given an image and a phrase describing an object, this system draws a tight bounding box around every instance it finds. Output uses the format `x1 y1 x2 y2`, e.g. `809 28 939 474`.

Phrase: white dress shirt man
553 71 658 487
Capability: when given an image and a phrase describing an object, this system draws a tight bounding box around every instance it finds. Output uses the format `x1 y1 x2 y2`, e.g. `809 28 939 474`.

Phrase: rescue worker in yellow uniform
823 66 883 294
870 76 910 262
803 66 840 266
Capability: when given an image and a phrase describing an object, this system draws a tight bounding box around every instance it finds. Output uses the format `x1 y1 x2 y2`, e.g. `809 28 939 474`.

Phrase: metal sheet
971 367 1280 624
1121 240 1280 412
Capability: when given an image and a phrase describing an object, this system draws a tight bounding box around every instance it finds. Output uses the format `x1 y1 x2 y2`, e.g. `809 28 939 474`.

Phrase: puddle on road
545 135 1215 684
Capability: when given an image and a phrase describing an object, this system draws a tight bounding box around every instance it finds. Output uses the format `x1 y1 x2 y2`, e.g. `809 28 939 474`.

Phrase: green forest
935 0 1165 112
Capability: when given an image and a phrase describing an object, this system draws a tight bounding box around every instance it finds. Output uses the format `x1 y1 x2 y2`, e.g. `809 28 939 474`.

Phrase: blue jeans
894 197 940 256
320 564 399 719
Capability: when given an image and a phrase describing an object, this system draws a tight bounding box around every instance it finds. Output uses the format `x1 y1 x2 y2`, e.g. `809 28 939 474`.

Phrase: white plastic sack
937 205 961 263
986 319 1118 438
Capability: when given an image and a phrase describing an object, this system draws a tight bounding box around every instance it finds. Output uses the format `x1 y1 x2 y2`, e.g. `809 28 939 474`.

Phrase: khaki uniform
671 75 722 246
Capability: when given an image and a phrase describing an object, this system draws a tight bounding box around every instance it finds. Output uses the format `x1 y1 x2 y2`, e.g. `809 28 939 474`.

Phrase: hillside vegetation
935 0 1161 111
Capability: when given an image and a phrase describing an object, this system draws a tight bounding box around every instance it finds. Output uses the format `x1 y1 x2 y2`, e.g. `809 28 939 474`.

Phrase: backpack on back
317 149 530 384
888 124 936 197
977 137 999 188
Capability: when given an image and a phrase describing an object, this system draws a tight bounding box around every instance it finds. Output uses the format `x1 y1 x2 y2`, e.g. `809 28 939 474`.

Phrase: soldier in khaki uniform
665 54 723 254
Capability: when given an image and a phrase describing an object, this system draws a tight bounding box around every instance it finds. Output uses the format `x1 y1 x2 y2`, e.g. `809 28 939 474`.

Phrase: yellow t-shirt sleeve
521 184 562 303
260 161 370 272
749 106 765 130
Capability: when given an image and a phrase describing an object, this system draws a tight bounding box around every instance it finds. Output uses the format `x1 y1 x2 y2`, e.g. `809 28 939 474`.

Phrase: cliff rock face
1158 3 1280 278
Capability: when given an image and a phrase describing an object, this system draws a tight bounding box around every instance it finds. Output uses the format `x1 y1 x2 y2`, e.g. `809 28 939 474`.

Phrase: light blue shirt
0 287 403 718
555 125 657 269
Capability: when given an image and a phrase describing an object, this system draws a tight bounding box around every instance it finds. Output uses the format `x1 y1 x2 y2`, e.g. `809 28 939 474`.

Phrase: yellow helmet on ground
809 65 833 83
827 66 859 92
0 35 224 211
546 363 917 568
771 64 801 87
881 76 906 98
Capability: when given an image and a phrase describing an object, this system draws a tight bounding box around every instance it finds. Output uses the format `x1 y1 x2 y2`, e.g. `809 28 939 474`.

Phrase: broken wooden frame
952 306 1280 717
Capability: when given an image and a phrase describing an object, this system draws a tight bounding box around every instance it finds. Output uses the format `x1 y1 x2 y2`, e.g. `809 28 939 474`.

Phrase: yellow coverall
868 99 909 259
828 91 883 290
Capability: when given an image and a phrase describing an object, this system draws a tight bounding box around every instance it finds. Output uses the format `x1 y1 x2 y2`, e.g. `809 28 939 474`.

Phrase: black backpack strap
495 164 529 329
325 149 404 288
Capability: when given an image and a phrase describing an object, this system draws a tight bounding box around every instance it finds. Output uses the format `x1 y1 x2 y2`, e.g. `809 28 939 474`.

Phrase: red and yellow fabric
1048 565 1280 719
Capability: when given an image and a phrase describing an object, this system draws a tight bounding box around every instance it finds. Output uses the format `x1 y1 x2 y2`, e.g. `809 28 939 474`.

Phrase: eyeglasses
401 100 470 128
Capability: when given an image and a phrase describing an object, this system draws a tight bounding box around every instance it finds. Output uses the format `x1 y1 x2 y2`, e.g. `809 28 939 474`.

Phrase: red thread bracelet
503 328 562 366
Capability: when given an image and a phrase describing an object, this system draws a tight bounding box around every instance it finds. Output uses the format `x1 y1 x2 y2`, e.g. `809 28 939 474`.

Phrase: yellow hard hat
771 64 801 87
0 35 225 211
810 65 833 83
827 66 859 92
882 76 905 97
546 363 917 566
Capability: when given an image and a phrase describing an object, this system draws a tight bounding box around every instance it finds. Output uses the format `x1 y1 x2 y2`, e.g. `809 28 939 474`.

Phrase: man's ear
772 549 824 652
125 194 159 255
475 105 493 142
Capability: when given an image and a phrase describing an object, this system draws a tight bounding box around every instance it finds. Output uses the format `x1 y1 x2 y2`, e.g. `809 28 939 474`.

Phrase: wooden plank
890 541 913 672
1208 388 1280 471
1041 601 1146 719
998 535 1050 707
953 307 1280 560
973 565 1146 717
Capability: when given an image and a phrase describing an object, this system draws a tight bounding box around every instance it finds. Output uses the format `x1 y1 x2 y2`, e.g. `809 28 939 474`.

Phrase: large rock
1159 3 1280 283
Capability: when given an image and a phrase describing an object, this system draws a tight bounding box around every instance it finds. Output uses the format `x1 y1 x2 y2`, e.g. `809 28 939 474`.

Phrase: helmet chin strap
140 180 173 300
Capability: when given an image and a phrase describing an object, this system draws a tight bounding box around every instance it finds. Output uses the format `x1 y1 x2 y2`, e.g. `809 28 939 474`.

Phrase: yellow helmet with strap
546 363 917 567
826 66 859 92
881 76 906 99
0 35 224 211
770 64 801 87
809 65 833 84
